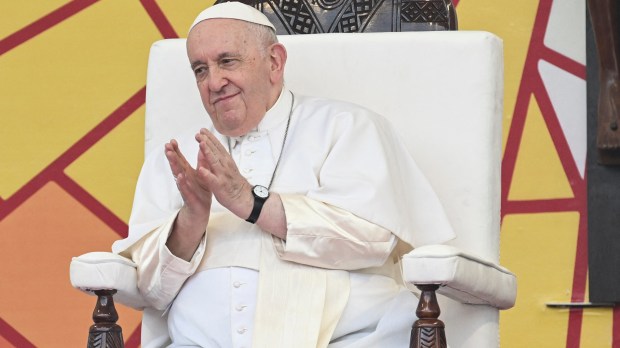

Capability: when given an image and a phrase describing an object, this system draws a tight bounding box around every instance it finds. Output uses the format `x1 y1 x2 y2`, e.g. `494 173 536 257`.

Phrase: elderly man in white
112 2 454 347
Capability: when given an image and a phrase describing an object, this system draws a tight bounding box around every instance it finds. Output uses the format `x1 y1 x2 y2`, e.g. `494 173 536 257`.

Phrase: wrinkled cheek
197 87 214 115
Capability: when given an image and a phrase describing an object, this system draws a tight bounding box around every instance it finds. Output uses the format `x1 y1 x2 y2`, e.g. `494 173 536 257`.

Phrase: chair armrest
402 245 517 310
70 251 148 310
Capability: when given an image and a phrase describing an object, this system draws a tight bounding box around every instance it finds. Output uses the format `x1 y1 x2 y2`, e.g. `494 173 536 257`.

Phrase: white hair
245 21 278 57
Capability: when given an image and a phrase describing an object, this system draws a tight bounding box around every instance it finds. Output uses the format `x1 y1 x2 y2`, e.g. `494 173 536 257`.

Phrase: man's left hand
195 128 253 219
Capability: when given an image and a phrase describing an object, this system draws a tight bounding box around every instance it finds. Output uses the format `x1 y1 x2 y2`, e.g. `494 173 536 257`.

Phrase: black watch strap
246 186 269 224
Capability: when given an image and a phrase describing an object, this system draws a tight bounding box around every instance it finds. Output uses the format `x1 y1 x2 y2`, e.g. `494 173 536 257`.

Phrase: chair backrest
213 0 457 33
145 31 503 347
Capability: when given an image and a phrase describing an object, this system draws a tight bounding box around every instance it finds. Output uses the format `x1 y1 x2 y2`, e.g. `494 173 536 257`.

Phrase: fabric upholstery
402 245 517 309
70 252 147 309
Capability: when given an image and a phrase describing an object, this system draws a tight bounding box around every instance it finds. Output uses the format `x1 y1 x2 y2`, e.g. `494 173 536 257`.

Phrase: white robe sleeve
118 212 207 310
111 135 205 310
274 194 396 270
283 99 456 249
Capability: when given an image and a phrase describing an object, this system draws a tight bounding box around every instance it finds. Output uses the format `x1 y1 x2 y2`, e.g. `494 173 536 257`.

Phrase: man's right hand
164 139 212 261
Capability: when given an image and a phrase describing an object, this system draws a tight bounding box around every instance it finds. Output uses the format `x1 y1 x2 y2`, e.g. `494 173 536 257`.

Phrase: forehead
187 19 256 57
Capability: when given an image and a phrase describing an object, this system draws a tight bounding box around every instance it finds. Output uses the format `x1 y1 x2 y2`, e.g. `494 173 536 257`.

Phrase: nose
206 66 228 92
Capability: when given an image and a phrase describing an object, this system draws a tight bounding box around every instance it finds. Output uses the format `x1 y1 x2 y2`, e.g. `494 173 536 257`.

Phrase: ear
269 43 287 84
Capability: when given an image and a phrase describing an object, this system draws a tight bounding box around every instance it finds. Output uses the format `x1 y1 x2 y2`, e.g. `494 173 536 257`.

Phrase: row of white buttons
230 268 258 348
232 280 248 335
232 131 273 184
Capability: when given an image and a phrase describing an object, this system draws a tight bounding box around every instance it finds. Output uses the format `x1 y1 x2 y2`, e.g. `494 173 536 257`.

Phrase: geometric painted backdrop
0 1 207 346
0 0 607 347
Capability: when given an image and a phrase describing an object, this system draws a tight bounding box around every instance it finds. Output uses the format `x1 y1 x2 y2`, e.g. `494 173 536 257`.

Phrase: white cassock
112 87 455 348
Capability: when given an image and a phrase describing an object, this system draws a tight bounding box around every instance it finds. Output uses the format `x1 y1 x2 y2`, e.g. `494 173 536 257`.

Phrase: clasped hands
166 128 253 223
165 128 287 260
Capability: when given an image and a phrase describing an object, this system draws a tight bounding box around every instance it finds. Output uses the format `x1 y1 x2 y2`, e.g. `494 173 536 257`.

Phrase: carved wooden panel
87 331 124 348
216 0 457 34
410 326 447 348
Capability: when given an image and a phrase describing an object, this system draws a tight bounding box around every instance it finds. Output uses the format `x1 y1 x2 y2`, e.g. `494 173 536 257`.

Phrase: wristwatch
246 185 269 224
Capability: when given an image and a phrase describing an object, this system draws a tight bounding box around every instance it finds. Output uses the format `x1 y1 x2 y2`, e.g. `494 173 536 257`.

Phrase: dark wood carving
87 290 124 348
588 0 620 165
216 0 457 34
410 284 447 348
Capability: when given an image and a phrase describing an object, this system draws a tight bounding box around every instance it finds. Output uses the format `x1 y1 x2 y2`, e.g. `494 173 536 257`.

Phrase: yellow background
0 0 602 347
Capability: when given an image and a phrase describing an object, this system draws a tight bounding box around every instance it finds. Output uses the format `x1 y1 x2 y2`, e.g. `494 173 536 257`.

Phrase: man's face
187 19 277 137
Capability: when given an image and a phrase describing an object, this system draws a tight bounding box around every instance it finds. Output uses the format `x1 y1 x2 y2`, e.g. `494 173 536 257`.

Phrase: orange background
0 0 605 347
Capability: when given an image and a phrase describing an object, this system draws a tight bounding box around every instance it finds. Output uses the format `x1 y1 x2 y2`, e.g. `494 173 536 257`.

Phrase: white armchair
71 31 516 348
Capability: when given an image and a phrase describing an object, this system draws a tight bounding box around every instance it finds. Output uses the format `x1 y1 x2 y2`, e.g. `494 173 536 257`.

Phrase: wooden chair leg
410 284 447 348
88 290 124 348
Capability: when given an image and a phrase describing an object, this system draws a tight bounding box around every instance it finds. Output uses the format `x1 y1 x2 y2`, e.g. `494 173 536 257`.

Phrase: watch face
253 185 269 198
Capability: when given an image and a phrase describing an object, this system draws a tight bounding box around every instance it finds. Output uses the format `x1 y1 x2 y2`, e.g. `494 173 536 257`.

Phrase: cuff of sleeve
158 214 207 275
141 212 206 308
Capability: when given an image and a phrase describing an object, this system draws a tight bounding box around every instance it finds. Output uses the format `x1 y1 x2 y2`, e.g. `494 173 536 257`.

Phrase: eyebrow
190 52 241 69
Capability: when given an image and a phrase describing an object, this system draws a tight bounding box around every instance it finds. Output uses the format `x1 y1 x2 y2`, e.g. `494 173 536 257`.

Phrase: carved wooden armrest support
410 284 447 348
88 290 124 348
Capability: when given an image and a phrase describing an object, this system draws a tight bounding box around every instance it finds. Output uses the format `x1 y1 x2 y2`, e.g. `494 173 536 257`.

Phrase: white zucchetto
189 2 276 33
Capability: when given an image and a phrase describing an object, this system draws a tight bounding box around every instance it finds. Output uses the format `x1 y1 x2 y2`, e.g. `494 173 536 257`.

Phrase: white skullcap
189 2 276 33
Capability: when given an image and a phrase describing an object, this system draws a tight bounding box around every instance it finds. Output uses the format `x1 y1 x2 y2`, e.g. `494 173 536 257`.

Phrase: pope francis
111 2 455 347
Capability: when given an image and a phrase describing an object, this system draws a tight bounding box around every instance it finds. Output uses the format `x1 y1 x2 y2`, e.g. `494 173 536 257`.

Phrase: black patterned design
218 0 456 33
400 0 449 23
410 326 447 348
87 331 124 348
278 0 321 33
333 0 381 32
315 0 346 10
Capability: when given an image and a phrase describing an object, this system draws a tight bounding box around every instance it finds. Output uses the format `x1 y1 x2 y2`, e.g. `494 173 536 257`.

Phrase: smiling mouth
212 92 239 104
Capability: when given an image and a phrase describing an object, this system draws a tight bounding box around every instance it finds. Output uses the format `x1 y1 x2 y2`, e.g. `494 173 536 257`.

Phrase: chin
214 123 247 137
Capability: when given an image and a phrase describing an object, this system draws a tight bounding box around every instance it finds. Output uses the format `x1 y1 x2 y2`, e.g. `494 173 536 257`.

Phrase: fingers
165 140 192 194
165 140 199 189
165 140 214 213
165 139 189 178
195 128 232 171
192 129 249 212
199 128 229 153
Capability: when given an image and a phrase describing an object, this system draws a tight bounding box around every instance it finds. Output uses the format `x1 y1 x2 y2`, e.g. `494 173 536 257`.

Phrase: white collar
256 86 293 133
228 87 293 147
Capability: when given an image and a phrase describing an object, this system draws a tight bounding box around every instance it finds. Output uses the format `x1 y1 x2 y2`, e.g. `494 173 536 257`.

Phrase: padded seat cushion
70 252 147 310
402 245 517 309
